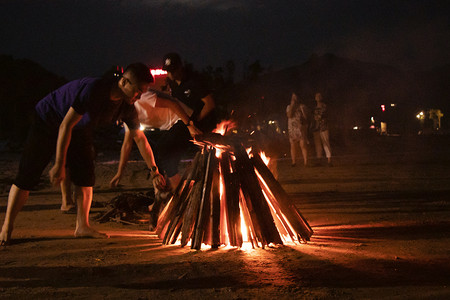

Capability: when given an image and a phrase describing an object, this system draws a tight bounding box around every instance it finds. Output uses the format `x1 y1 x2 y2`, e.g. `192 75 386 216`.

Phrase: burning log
210 154 221 248
191 148 216 250
157 151 203 244
156 132 313 249
233 143 283 248
220 152 242 247
251 152 313 242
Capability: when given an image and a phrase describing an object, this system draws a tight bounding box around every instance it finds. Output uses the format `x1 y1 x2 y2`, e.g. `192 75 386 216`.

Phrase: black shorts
156 120 191 177
14 116 96 190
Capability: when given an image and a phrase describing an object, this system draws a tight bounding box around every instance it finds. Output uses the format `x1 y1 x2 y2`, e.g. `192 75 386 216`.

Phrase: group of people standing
1 52 217 245
286 92 332 167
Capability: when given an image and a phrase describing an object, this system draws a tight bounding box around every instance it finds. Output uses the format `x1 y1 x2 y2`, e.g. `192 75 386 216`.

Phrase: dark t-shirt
167 72 216 132
35 77 139 132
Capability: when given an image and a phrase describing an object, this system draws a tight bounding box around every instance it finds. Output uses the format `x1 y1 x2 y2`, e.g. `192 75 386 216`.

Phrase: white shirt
134 91 193 131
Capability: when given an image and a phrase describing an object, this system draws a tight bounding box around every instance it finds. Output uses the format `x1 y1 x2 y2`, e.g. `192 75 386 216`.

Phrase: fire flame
157 118 312 250
213 120 237 135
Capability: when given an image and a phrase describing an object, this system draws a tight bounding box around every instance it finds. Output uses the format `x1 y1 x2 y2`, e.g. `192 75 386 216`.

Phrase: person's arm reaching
129 128 166 190
49 107 83 186
110 123 133 188
150 89 202 137
198 94 215 122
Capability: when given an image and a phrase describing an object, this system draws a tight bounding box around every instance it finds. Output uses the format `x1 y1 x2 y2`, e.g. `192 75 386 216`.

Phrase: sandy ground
0 135 450 299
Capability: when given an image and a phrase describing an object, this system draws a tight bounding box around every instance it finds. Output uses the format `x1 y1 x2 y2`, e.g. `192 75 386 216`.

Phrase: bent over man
0 63 164 245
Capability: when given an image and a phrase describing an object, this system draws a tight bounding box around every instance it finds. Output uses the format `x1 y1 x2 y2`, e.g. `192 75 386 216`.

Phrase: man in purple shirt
1 63 164 245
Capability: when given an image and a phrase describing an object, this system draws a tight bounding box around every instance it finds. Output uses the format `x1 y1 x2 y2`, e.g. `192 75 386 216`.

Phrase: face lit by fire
120 74 149 105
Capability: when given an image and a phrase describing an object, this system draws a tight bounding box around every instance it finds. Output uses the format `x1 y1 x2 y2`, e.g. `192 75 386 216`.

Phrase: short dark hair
123 63 154 83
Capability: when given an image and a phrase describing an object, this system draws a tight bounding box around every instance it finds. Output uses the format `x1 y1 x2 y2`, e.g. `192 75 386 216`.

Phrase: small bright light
139 124 145 131
370 125 375 129
391 103 396 107
150 69 167 76
353 126 359 130
370 117 375 123
381 104 385 112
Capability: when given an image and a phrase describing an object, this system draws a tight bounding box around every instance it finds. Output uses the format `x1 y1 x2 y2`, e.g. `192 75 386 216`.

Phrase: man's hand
187 123 202 138
49 164 65 186
109 173 122 188
151 172 166 191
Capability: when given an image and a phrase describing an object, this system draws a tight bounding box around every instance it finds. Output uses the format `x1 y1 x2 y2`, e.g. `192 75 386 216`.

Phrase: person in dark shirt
157 52 217 191
0 63 164 245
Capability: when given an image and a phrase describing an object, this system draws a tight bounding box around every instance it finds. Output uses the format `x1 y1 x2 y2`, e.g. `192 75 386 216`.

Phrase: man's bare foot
0 226 13 246
74 227 108 238
60 204 76 214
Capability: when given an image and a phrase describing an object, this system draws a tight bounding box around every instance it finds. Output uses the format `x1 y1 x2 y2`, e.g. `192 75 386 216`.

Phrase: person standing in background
286 92 309 167
312 92 332 166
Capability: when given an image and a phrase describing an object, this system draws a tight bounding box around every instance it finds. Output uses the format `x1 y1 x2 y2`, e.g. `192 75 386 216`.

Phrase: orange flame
213 120 236 135
259 151 270 165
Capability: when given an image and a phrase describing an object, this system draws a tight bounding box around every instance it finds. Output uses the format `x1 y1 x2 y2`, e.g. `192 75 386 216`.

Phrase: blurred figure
312 92 332 166
286 92 309 167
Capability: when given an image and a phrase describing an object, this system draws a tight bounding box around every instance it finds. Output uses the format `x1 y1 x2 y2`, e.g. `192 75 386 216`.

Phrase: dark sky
2 0 450 80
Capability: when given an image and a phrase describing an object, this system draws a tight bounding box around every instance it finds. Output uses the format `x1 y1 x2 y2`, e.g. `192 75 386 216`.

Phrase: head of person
162 52 183 81
119 63 154 104
315 92 323 102
291 92 299 105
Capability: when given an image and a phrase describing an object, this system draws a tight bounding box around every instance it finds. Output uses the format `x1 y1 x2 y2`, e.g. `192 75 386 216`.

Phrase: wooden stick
251 153 313 242
192 148 215 250
234 143 282 247
210 153 221 248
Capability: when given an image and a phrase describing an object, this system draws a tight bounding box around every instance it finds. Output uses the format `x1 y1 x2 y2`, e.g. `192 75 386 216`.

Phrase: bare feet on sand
74 227 109 239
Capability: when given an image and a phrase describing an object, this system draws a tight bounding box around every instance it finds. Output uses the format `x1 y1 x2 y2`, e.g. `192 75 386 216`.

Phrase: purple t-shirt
35 77 139 131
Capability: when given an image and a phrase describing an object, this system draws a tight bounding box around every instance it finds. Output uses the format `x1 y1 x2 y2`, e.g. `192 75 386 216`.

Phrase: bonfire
155 121 313 250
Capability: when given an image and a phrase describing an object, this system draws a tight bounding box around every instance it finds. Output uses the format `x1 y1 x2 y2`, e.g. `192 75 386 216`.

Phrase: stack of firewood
156 135 313 250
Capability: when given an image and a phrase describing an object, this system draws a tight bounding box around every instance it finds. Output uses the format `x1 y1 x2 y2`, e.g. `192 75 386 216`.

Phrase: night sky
2 0 450 80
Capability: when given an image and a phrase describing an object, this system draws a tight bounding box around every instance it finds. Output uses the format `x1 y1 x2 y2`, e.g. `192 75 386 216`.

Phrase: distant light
391 103 396 107
139 124 145 131
416 111 425 119
353 126 359 130
150 69 167 76
381 104 385 112
370 117 375 123
268 120 275 124
370 125 375 129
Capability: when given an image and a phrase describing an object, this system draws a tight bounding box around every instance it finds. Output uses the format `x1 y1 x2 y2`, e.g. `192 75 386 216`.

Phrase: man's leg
320 130 332 163
60 172 75 212
73 185 107 238
168 173 181 192
0 184 30 245
299 139 308 166
313 131 323 159
289 139 297 166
